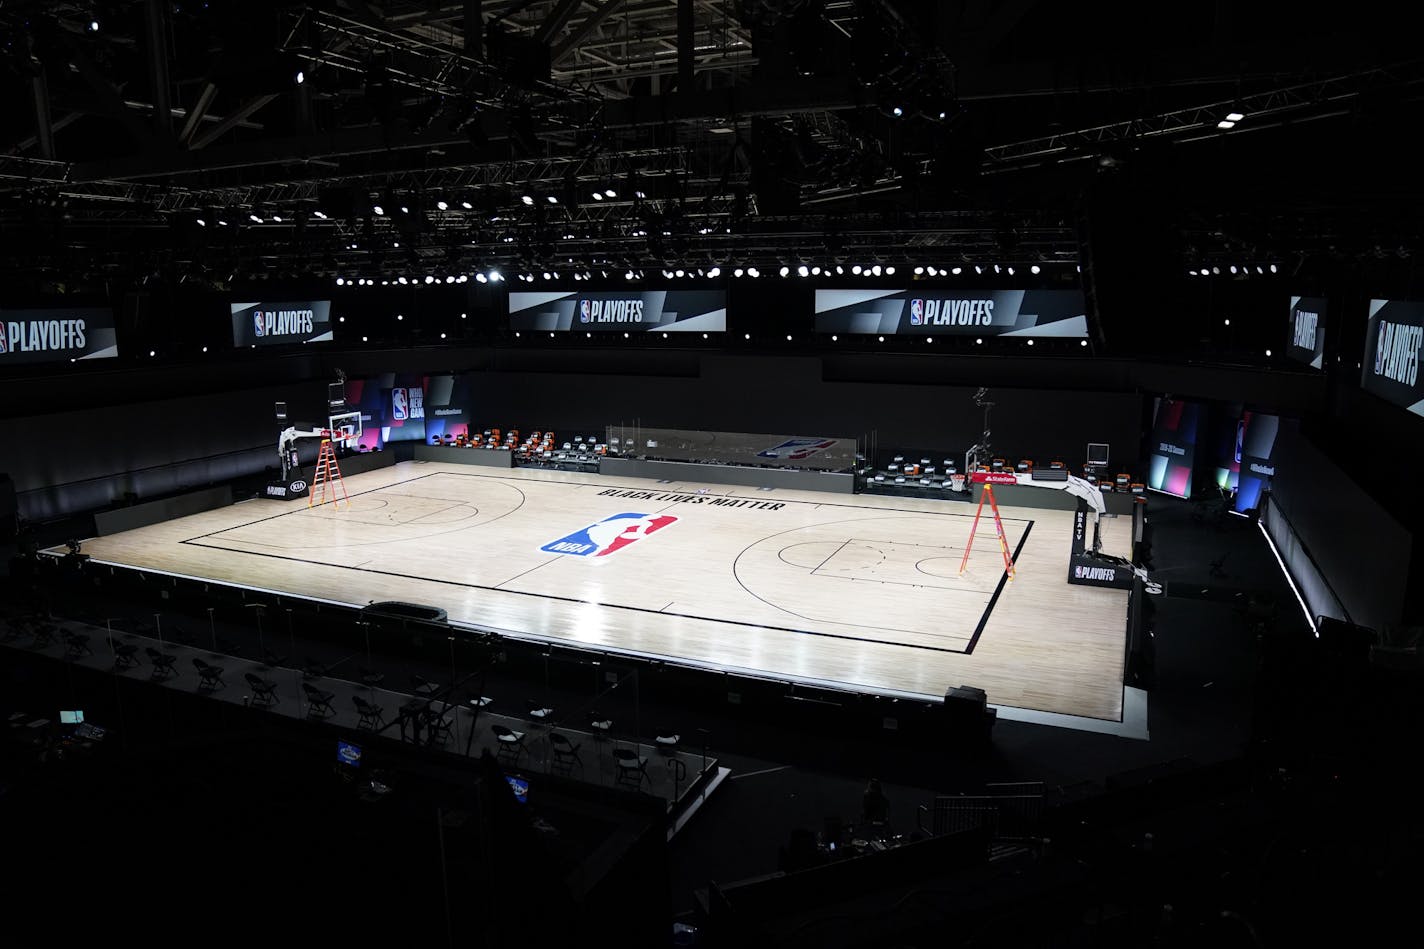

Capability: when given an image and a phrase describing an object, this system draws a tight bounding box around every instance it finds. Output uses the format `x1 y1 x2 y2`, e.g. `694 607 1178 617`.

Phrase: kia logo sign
289 480 308 493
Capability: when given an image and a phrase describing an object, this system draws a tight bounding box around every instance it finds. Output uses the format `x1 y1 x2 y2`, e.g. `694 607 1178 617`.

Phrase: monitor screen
336 740 362 768
1086 442 1110 466
275 401 288 421
328 382 346 408
505 774 529 804
60 710 84 724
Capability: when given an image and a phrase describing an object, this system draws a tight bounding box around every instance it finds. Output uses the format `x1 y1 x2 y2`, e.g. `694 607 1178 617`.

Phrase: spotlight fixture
196 218 206 227
708 266 721 278
951 267 962 275
546 195 558 204
295 70 305 85
892 106 904 117
89 19 99 31
313 210 327 220
1217 120 1235 129
914 266 924 275
462 200 473 209
780 266 791 277
521 195 534 206
373 204 385 215
871 265 882 276
248 212 262 223
336 277 345 286
1080 340 1088 347
747 267 759 278
604 189 617 198
1031 264 1041 274
1226 111 1244 122
797 265 809 277
593 192 604 201
436 200 448 210
851 265 863 275
885 266 896 275
733 268 744 278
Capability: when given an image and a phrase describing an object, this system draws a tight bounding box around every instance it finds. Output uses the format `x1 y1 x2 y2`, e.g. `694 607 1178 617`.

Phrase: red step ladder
308 437 351 510
958 482 1016 580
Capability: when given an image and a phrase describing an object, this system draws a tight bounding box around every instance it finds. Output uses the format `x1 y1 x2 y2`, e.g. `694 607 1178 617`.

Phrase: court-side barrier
412 444 514 468
600 457 855 494
93 484 234 537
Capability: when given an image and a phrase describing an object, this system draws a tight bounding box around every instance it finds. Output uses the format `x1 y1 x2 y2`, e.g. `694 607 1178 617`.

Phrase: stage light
89 19 99 31
744 333 750 339
396 314 403 320
462 200 473 209
878 336 884 342
703 333 708 339
149 350 155 357
835 265 844 275
296 70 305 85
1027 339 1034 346
547 195 558 204
951 267 962 275
975 338 983 344
851 264 862 275
393 241 400 248
626 270 637 280
1256 265 1265 274
1212 266 1221 274
424 275 434 284
373 204 384 215
708 266 721 278
1229 265 1238 274
974 265 983 274
797 264 809 277
543 272 553 280
1200 268 1211 276
489 270 503 282
748 267 760 278
1081 339 1088 347
436 200 448 210
733 268 744 278
1217 120 1235 129
441 333 447 339
993 264 1001 273
313 210 327 220
831 335 838 341
521 195 534 205
812 265 823 276
446 275 456 284
202 346 207 352
1031 264 1041 274
780 266 791 277
885 266 896 275
249 213 262 223
914 266 924 275
336 277 345 286
1224 319 1231 326
871 265 882 276
457 274 468 283
462 312 467 319
195 217 206 227
592 192 604 201
398 276 408 284
605 188 617 198
675 269 686 277
662 333 668 338
1265 349 1272 357
399 205 409 214
1269 263 1278 273
892 106 904 117
1227 111 1245 122
362 336 368 342
1006 265 1014 275
217 218 227 226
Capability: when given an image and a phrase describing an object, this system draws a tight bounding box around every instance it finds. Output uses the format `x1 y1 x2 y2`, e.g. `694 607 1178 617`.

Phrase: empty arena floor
59 462 1134 723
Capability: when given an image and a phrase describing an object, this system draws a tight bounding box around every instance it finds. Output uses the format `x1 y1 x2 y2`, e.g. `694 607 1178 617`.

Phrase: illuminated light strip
1256 517 1319 637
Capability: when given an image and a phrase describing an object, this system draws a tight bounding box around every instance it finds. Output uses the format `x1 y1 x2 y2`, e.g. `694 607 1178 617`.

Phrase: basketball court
59 462 1134 724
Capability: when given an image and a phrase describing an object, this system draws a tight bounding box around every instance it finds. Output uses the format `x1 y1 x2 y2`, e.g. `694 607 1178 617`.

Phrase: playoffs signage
0 308 119 365
815 289 1087 337
1363 299 1424 417
231 300 333 347
509 290 726 333
1288 296 1327 369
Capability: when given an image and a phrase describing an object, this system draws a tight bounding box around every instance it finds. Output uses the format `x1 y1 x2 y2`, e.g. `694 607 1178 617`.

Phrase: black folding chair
353 695 385 731
146 648 178 679
192 658 225 691
113 642 141 670
424 704 455 746
245 672 280 707
302 683 336 718
63 632 93 659
491 724 526 765
549 732 582 774
613 748 649 790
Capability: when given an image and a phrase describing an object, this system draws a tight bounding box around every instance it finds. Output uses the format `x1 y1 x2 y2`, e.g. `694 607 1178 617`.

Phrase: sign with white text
231 300 333 347
508 290 726 332
0 307 119 365
1362 299 1424 417
1288 296 1327 369
814 289 1087 337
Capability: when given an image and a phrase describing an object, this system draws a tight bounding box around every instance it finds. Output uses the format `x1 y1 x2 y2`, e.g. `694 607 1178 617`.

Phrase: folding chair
353 695 385 730
491 724 526 765
654 728 681 755
63 632 93 659
146 648 178 679
424 704 455 746
192 657 225 691
587 711 613 742
113 642 141 670
302 683 336 718
613 748 649 790
549 732 582 774
245 672 280 707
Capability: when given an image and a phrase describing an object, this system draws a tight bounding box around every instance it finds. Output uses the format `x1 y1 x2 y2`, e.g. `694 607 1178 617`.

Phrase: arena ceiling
1 0 1421 288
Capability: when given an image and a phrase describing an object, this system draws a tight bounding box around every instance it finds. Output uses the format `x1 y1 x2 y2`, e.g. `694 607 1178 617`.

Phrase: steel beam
190 95 280 150
178 83 219 145
551 0 627 66
144 0 174 140
31 72 56 160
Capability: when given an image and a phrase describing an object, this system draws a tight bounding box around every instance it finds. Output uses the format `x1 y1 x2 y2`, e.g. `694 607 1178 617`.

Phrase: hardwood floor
62 462 1131 720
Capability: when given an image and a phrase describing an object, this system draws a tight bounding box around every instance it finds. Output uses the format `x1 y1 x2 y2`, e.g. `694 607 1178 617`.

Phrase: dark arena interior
3 2 1423 946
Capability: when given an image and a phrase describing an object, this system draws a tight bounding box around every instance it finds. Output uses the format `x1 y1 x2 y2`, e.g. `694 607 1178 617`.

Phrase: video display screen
814 289 1087 337
1146 397 1201 498
1287 296 1326 369
345 373 473 448
231 300 333 347
1362 299 1424 417
0 307 119 365
509 290 726 333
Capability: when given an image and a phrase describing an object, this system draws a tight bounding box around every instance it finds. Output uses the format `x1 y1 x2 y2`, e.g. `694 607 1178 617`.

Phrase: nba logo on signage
909 299 924 325
253 313 266 337
0 322 7 354
579 300 591 323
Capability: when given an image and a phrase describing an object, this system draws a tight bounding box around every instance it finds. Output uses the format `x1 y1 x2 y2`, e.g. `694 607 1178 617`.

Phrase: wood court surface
63 462 1131 721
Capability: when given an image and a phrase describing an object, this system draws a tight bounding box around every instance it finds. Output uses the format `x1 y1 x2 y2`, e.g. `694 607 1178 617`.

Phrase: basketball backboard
329 411 363 448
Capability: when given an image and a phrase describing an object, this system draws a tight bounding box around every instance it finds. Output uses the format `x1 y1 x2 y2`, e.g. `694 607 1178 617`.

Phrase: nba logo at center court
542 512 678 558
909 299 924 325
579 300 592 323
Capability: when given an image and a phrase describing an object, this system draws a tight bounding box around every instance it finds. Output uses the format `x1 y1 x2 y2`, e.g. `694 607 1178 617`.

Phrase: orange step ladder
958 482 1016 580
308 437 351 510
